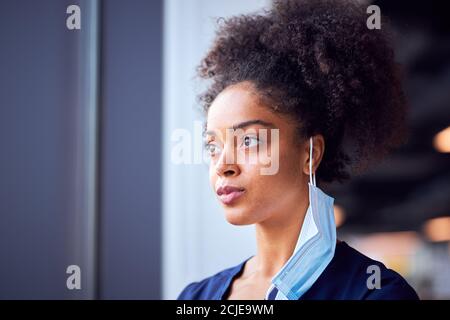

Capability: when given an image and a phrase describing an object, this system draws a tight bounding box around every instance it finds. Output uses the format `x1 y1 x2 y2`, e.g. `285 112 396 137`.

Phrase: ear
302 135 325 176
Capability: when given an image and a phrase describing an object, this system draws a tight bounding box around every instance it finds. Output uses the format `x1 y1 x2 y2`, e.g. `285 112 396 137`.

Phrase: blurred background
0 0 449 299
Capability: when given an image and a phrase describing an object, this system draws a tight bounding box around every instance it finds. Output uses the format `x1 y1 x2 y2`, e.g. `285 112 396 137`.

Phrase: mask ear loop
309 137 316 187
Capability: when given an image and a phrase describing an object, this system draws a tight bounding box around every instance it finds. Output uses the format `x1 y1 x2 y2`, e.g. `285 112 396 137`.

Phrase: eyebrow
204 119 275 136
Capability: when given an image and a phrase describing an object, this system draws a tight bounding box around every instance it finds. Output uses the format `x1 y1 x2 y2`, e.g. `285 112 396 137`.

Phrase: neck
251 198 309 278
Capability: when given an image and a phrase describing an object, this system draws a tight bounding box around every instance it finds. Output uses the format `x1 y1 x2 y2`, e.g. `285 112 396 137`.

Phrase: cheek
240 165 283 202
257 150 303 191
209 165 216 188
279 152 304 187
209 162 223 193
257 141 303 180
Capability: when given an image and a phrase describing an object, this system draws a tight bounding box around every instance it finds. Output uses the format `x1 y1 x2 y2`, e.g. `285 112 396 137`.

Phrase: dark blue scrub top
177 242 419 300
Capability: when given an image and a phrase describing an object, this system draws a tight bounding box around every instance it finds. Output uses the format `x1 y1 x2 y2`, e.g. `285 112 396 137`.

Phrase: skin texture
205 81 325 299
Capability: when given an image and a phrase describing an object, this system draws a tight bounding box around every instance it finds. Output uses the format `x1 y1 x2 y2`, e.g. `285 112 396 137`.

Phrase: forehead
206 83 275 130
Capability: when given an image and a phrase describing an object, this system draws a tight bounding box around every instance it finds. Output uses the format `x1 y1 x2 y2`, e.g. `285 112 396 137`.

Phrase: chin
223 209 256 226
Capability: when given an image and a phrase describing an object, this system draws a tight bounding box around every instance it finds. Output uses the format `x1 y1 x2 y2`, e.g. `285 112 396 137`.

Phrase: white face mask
266 137 337 300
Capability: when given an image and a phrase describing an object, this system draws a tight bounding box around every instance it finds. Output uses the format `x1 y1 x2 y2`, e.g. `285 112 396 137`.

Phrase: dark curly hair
198 0 408 183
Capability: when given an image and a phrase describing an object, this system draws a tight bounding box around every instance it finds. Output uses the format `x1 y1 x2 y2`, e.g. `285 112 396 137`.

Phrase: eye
241 136 259 148
204 142 222 157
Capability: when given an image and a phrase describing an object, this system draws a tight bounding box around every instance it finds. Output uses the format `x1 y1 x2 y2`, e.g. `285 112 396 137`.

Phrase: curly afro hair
198 0 408 184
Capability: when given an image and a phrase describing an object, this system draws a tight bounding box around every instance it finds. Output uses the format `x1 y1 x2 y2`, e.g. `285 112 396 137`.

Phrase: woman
178 0 419 300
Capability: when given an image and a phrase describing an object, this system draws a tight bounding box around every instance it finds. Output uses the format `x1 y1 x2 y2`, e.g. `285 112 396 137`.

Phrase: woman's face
205 82 312 226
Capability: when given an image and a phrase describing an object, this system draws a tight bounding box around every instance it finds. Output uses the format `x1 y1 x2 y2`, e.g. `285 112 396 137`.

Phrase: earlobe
301 139 314 176
312 135 325 175
302 135 325 176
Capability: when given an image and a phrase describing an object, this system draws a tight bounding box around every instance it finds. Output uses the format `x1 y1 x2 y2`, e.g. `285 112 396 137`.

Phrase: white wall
162 0 271 299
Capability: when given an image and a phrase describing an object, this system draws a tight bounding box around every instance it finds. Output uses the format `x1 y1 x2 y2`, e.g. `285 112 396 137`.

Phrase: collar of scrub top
264 137 319 300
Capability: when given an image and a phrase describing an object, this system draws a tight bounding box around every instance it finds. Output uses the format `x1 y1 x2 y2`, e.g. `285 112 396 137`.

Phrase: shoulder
303 242 419 300
177 259 247 300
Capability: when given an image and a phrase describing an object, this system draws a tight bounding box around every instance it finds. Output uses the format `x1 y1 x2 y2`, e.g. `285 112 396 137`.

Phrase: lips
216 185 245 205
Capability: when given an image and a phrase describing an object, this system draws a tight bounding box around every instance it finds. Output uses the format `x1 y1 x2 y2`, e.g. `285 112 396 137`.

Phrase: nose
215 147 241 177
215 163 240 177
